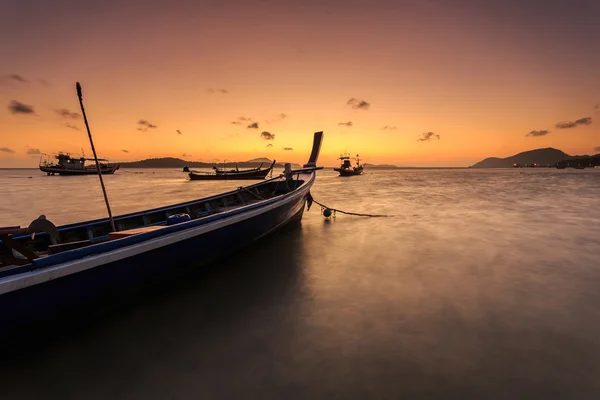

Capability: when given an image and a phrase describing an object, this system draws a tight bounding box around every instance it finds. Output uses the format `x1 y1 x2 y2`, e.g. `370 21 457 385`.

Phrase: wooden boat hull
0 131 323 336
189 167 271 180
40 165 120 175
334 168 363 176
0 186 308 335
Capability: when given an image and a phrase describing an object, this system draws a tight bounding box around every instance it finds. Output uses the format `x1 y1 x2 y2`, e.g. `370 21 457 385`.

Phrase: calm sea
1 167 600 399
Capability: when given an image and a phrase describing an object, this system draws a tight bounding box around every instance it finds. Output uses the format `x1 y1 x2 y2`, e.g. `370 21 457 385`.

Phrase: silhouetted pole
76 82 116 232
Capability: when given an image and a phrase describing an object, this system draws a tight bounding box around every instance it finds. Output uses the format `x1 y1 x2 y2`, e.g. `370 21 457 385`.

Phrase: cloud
207 88 229 94
231 121 242 125
381 126 397 130
182 153 191 157
283 147 293 151
266 144 273 148
556 117 592 129
594 146 600 152
8 100 35 114
239 117 253 121
176 129 182 135
260 131 275 140
138 119 157 132
55 108 80 119
526 129 550 137
347 98 370 110
0 147 16 153
418 132 440 141
26 148 41 155
338 121 353 127
8 74 27 83
65 123 81 131
266 113 287 123
575 117 592 125
38 79 49 86
248 122 259 129
594 104 599 110
121 149 129 153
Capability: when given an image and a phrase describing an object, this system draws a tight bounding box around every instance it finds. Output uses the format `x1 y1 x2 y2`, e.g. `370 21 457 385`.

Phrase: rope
310 197 391 218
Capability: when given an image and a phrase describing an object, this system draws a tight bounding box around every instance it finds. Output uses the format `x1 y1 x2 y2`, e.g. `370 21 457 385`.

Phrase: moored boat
189 160 276 180
40 153 120 175
0 131 324 335
334 153 364 176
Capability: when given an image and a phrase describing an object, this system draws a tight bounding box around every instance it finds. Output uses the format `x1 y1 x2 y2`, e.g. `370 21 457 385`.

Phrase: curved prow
304 131 324 168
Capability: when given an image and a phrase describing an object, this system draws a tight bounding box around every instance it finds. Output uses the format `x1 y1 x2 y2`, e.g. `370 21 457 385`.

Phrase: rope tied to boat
307 193 391 218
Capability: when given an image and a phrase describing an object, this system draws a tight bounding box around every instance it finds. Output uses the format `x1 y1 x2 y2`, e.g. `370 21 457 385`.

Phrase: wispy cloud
8 100 35 115
338 121 353 127
231 121 242 125
556 117 592 129
38 79 49 86
207 88 229 94
0 147 16 153
283 147 293 151
594 104 599 110
347 98 370 110
526 129 550 137
418 132 440 141
227 132 240 138
593 146 600 152
238 117 253 121
248 122 259 129
381 126 397 130
260 131 275 140
182 153 191 157
266 144 273 148
121 149 129 153
26 148 41 155
8 74 27 83
176 129 182 135
137 119 158 132
266 113 287 123
55 108 80 119
65 123 81 131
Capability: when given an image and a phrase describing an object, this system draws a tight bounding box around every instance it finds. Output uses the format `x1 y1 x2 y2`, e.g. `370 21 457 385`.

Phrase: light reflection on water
1 168 600 398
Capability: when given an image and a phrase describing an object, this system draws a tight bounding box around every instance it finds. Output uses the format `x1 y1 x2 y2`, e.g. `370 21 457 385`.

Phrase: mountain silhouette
471 148 570 168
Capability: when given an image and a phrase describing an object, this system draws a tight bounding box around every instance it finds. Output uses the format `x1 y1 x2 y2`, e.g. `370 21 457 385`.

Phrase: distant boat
39 153 120 176
0 131 324 335
189 160 276 180
334 153 364 176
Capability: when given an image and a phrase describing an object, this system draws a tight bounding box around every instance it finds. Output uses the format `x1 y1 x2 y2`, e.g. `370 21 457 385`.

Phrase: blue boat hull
0 191 308 336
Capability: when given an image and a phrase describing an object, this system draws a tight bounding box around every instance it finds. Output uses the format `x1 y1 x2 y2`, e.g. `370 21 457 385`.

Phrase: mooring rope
309 195 391 218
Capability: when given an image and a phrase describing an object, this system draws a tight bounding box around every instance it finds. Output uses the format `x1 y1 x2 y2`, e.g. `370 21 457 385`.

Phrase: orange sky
1 0 599 168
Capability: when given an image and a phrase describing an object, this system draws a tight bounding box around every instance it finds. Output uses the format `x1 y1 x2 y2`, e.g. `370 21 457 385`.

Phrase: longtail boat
39 153 120 176
189 160 276 180
0 131 324 335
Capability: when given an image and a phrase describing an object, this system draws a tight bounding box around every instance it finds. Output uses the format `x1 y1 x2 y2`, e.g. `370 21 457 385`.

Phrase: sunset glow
1 0 599 167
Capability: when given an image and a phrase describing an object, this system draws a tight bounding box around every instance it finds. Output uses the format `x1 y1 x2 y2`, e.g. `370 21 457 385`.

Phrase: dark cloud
526 129 550 137
283 147 293 151
121 149 129 153
556 117 592 129
8 74 27 83
65 123 81 131
260 131 275 140
575 117 592 125
248 122 259 129
418 132 440 141
26 148 41 155
55 108 80 119
594 146 600 152
207 88 229 94
176 129 182 135
381 126 397 130
266 113 287 123
0 147 16 153
338 121 353 127
266 144 273 148
347 98 370 110
8 100 35 114
138 119 157 132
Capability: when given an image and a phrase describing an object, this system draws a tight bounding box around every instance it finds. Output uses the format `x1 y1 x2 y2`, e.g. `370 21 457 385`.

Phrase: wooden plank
0 226 26 236
108 225 165 239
